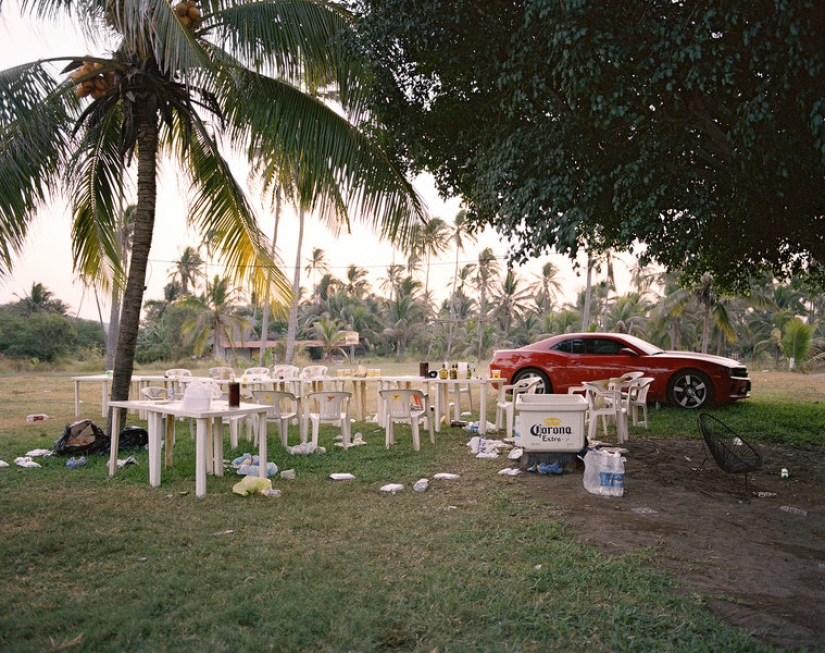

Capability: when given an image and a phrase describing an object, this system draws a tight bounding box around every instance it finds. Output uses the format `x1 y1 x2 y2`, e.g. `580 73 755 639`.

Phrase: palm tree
531 261 563 314
180 275 250 360
304 247 329 299
312 317 347 360
413 216 451 299
343 264 370 299
0 0 425 427
169 246 205 296
474 247 499 358
11 282 68 316
446 210 477 355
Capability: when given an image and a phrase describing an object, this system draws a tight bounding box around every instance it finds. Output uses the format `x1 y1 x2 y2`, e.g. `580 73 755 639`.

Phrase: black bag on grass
116 426 149 450
53 419 110 456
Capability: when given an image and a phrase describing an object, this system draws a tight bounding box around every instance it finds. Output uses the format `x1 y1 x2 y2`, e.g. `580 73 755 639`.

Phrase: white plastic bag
582 449 625 497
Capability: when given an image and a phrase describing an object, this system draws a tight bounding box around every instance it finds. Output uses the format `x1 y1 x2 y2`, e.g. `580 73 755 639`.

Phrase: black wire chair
697 413 764 493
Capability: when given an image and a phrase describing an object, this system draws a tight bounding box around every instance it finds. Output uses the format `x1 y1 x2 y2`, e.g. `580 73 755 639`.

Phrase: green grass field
1 368 820 652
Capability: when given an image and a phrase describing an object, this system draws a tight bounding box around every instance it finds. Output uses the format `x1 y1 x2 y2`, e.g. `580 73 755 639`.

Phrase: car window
588 338 625 355
551 338 587 354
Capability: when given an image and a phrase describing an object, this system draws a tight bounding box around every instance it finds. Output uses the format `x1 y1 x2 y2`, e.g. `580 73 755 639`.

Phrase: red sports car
489 332 751 409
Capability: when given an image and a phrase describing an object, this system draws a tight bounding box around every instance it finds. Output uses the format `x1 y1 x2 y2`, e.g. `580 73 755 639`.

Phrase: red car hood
655 350 744 370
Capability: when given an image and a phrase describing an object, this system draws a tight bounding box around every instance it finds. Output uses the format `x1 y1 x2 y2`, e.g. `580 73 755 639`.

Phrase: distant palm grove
3 216 823 372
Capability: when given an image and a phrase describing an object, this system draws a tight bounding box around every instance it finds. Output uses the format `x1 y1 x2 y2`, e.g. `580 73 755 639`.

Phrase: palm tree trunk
109 120 158 432
582 258 594 331
259 188 282 366
285 207 305 365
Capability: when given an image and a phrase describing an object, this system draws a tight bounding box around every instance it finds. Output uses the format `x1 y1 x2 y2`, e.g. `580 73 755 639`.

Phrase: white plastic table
108 399 270 498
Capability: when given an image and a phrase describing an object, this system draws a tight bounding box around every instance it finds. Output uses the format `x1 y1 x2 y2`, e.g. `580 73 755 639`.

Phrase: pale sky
0 1 619 322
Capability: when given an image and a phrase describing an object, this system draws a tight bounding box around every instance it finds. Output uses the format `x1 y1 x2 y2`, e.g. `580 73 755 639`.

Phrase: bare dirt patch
520 437 825 652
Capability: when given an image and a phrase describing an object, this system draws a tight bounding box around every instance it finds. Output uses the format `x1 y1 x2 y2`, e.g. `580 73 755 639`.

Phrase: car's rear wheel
511 368 552 394
667 370 713 408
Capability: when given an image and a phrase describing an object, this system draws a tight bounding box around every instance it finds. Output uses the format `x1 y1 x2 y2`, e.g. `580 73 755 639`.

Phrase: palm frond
220 67 427 249
171 116 291 304
69 106 129 291
0 63 77 274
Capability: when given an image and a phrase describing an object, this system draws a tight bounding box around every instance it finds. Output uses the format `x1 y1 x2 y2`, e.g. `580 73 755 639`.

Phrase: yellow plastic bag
232 475 272 496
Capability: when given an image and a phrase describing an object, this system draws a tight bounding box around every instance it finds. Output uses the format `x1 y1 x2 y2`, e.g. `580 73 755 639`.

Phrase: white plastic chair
243 367 270 377
272 364 300 393
251 390 304 447
379 388 433 451
164 368 192 399
209 367 234 381
141 386 172 401
626 377 654 429
495 377 541 439
619 371 645 382
583 381 628 443
303 391 351 448
300 365 329 393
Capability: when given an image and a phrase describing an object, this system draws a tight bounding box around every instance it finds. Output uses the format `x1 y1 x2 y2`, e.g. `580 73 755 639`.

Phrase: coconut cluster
174 1 202 28
69 62 115 100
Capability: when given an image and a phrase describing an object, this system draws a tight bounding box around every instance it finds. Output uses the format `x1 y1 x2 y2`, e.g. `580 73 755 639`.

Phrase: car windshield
620 334 665 356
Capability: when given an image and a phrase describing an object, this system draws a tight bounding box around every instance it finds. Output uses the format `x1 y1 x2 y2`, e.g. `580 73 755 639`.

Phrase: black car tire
511 368 552 394
667 369 713 409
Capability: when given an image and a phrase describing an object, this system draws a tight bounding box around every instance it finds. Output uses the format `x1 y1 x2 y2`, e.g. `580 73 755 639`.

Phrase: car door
575 337 639 381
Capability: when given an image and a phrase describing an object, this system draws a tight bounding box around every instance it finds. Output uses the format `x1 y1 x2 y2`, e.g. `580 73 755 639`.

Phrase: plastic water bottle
610 453 625 497
599 452 613 496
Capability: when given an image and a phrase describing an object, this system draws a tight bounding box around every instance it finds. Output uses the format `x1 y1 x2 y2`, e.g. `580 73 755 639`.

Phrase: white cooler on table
514 394 588 452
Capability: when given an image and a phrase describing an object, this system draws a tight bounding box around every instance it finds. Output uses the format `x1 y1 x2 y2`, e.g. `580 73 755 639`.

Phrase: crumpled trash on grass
66 456 86 469
527 462 564 475
432 473 460 480
232 475 272 496
117 455 138 468
380 483 404 494
508 447 524 460
237 462 278 477
0 460 8 467
330 473 356 481
14 456 41 468
286 442 326 455
26 448 52 457
466 436 509 457
498 467 522 476
26 414 49 422
231 453 278 477
335 432 366 448
462 420 497 434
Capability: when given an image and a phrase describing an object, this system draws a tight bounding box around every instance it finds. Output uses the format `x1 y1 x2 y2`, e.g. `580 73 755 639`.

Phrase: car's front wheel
511 368 552 394
667 370 713 408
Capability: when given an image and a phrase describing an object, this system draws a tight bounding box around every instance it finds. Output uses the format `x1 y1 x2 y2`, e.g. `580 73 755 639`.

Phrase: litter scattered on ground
237 462 278 477
380 483 403 494
0 460 8 468
780 505 808 516
754 491 778 498
25 414 49 422
280 469 296 479
330 472 355 481
65 456 86 469
631 507 658 515
498 467 522 476
117 455 138 468
26 448 52 457
286 442 325 455
14 456 41 468
211 529 235 535
432 473 460 480
527 462 564 475
508 447 524 460
412 478 429 492
462 421 496 434
466 436 510 457
261 488 281 497
232 475 272 496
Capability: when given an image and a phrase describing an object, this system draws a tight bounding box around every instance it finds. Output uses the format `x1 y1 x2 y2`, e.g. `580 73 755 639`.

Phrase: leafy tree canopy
350 0 825 289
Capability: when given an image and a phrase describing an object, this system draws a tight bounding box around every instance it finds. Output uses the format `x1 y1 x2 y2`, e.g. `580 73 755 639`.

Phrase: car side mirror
620 348 639 357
